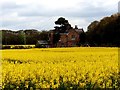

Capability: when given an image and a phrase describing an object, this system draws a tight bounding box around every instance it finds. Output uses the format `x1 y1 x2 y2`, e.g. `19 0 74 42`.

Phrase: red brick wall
67 29 80 46
57 29 80 47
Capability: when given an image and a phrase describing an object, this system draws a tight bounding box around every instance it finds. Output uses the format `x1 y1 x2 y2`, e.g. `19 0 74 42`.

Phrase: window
71 35 75 40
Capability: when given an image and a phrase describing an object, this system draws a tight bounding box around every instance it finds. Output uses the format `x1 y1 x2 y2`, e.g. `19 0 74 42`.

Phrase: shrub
2 45 35 49
35 43 46 48
2 46 11 49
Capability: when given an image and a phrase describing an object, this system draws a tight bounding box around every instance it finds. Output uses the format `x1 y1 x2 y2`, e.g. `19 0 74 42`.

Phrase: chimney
75 25 78 29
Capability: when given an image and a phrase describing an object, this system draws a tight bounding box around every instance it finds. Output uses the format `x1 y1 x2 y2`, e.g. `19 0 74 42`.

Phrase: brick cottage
49 26 84 47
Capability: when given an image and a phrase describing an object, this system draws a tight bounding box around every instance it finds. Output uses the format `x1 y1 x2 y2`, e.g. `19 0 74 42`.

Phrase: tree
18 31 26 45
86 13 120 46
52 17 72 45
87 21 99 33
53 32 60 45
55 17 72 32
1 30 49 45
55 17 69 26
39 31 49 41
79 32 86 45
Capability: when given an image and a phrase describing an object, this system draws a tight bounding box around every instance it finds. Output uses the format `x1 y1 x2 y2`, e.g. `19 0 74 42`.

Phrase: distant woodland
1 13 120 47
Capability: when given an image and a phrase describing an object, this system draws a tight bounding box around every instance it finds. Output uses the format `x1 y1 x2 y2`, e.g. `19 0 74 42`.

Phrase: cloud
0 0 119 31
16 0 116 17
2 2 21 10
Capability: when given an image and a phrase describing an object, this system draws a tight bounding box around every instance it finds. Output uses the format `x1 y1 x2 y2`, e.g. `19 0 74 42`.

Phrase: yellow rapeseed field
1 47 119 89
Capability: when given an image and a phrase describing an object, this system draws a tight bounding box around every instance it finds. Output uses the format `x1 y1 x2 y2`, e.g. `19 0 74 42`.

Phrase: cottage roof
37 40 48 45
59 28 84 35
75 28 84 33
49 28 84 35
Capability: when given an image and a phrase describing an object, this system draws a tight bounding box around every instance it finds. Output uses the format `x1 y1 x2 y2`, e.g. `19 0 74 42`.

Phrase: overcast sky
0 0 119 31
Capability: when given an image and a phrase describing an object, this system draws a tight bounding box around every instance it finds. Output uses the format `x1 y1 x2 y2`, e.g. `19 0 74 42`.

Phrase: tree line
86 13 120 47
1 13 120 47
1 29 49 45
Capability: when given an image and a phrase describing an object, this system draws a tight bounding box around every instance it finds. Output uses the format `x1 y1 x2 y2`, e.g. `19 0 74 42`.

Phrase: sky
0 0 119 31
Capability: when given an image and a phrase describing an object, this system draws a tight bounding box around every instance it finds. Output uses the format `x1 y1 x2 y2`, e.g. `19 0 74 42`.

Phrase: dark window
71 35 75 40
